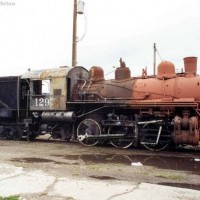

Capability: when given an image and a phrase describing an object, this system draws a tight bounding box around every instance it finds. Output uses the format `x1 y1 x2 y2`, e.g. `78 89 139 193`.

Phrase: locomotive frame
0 57 199 151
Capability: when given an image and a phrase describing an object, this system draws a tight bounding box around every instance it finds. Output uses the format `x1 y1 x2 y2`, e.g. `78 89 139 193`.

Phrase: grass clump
0 196 20 200
155 174 185 180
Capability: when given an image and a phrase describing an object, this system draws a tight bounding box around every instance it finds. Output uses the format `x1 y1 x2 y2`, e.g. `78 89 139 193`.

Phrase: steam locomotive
0 56 199 151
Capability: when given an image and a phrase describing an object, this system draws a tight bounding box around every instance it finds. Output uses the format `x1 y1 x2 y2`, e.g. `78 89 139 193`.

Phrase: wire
105 70 115 77
77 10 87 42
105 66 117 77
155 46 163 61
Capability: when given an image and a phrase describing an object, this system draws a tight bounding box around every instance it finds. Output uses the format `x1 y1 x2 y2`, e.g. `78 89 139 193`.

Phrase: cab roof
21 67 72 80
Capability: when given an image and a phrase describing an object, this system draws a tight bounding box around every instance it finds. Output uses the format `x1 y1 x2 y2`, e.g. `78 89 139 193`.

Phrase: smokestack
183 57 197 76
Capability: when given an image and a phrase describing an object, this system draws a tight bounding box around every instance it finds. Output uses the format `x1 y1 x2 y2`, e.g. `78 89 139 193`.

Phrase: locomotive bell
115 58 131 80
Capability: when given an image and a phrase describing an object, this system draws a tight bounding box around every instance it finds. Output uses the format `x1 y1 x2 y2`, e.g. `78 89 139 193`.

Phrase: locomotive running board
78 134 135 142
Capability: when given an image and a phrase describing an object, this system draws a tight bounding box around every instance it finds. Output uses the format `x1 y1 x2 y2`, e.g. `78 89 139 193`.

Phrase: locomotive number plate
35 97 50 107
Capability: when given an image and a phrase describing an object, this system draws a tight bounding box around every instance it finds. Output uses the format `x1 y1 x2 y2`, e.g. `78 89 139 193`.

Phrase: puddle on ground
159 182 200 191
51 153 200 174
10 157 65 164
89 175 117 180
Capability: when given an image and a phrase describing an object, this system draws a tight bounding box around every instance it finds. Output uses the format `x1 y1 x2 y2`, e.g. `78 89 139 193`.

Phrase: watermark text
0 1 16 6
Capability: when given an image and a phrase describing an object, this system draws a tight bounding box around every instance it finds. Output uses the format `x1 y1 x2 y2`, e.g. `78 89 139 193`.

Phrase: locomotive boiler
71 57 200 150
0 56 199 151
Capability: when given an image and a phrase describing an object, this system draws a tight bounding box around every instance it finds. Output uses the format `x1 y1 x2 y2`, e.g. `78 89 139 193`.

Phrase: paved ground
0 138 200 199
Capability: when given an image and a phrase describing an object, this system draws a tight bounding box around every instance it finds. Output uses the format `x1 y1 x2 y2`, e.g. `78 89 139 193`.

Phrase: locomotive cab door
29 80 51 111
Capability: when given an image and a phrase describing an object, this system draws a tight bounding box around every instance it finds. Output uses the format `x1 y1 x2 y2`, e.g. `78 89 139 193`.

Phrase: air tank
42 111 75 122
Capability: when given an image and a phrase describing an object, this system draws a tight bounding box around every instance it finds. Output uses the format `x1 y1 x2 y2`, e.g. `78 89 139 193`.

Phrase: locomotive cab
22 66 88 111
22 67 70 111
21 66 89 140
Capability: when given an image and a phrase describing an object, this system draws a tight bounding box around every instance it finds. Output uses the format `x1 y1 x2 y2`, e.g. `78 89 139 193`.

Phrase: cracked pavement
0 139 200 199
0 164 200 200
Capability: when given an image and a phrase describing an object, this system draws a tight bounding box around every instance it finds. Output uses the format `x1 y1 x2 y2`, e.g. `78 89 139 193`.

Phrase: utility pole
71 0 85 67
72 0 78 67
153 43 156 76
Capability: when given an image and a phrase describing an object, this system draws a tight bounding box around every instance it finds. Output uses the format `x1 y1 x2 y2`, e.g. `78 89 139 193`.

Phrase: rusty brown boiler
75 57 200 149
133 57 200 101
81 57 199 102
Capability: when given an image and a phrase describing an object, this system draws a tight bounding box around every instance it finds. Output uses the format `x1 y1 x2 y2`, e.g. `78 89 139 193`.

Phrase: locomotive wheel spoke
77 119 101 147
141 123 169 151
108 126 133 149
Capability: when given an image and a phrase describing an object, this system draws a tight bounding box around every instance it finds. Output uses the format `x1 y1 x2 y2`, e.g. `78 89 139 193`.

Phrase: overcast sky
0 0 200 78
